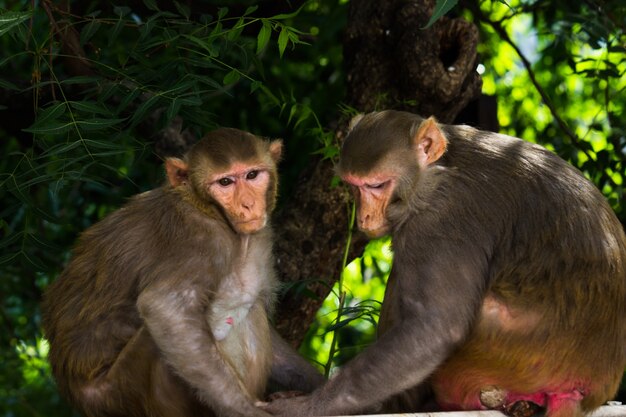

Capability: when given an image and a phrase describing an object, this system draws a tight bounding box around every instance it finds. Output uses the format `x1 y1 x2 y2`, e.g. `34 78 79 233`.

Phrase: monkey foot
503 400 544 417
479 385 584 417
479 386 543 417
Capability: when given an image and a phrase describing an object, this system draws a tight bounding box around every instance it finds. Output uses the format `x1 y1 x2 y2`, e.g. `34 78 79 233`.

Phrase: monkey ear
347 113 365 132
413 117 448 168
269 140 283 162
165 158 189 187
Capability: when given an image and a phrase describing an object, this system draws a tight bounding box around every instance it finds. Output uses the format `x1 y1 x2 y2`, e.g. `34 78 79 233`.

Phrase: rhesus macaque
41 128 324 417
264 110 626 417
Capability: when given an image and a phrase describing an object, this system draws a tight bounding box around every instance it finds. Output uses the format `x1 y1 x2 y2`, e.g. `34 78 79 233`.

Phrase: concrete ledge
326 404 626 416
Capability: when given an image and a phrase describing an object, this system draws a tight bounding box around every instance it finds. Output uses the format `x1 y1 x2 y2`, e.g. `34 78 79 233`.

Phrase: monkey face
341 173 396 238
165 130 282 236
208 164 272 234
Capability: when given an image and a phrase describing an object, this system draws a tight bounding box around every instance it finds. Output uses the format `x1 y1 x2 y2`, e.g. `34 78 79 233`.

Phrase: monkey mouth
362 225 390 239
233 217 266 233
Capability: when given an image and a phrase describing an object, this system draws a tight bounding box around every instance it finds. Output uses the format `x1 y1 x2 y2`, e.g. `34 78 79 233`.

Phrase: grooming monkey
264 110 626 417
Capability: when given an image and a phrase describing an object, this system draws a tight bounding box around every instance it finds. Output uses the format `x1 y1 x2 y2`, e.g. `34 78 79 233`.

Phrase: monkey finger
266 390 306 401
260 394 312 416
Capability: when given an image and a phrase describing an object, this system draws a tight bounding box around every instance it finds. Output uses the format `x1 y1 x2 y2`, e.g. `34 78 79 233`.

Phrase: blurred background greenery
0 0 624 415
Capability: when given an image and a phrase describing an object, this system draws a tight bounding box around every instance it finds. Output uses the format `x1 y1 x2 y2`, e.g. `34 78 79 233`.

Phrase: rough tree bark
272 0 482 347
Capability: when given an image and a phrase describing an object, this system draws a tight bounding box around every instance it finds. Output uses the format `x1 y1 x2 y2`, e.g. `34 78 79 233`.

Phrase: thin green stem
323 201 356 377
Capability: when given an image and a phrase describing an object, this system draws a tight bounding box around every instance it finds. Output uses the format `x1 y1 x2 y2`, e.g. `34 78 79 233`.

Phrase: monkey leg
75 327 209 417
544 391 584 417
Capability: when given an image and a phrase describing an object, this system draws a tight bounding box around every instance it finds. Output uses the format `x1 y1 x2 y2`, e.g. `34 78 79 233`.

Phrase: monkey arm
263 319 451 417
268 327 326 393
265 243 487 417
137 281 270 417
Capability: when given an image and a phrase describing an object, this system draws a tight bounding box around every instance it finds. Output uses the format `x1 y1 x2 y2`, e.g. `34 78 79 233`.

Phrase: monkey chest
206 247 274 396
207 247 273 341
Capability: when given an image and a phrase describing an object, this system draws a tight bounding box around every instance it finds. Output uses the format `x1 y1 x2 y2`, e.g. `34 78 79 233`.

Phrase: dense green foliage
472 1 625 217
0 0 624 415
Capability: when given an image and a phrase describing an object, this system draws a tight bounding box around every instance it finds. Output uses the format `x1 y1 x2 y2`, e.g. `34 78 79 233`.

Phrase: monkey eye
366 182 387 190
218 177 234 187
246 170 259 180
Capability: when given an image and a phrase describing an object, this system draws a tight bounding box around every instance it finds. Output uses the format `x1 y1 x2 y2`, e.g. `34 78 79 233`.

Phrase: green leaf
244 5 258 16
250 80 263 93
113 6 131 17
75 118 125 131
142 0 159 11
270 5 305 20
0 228 21 250
227 17 244 42
23 120 73 135
0 10 31 37
218 7 228 20
210 20 224 40
287 29 301 44
423 0 458 29
288 104 298 125
174 1 190 20
28 234 60 252
130 95 161 127
59 76 100 85
183 34 219 57
325 318 355 333
313 144 339 160
30 103 66 127
257 21 271 54
109 18 125 46
200 14 213 25
494 0 514 11
258 83 280 106
0 79 19 91
165 99 181 124
139 17 156 41
69 101 112 115
295 105 312 128
80 20 101 46
116 88 141 114
223 70 240 85
277 26 289 58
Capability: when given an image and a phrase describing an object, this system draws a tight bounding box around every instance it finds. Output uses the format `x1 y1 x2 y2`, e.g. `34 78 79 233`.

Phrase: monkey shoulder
79 188 231 286
442 129 601 209
449 128 579 183
400 128 615 253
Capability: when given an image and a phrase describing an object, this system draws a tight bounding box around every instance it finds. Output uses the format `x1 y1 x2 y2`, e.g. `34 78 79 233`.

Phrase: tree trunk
273 0 482 346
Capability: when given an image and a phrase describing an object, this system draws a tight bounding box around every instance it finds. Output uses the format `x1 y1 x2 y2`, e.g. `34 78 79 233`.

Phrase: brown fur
263 110 626 417
41 128 323 417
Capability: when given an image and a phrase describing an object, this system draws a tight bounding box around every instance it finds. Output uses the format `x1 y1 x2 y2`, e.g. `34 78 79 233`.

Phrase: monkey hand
260 393 317 416
266 390 306 401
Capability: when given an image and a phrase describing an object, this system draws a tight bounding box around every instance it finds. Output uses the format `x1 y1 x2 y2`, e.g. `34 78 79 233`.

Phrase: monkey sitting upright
41 128 324 417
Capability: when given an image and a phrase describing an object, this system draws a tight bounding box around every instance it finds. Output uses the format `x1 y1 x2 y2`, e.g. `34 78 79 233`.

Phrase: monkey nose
359 213 371 228
241 198 255 210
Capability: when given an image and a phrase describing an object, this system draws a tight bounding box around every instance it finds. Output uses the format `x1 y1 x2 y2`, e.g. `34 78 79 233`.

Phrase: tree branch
469 4 594 161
